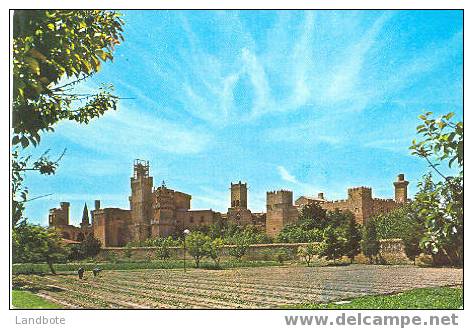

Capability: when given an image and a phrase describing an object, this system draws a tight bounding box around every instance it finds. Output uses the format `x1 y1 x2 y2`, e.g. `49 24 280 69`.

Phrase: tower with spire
80 202 90 229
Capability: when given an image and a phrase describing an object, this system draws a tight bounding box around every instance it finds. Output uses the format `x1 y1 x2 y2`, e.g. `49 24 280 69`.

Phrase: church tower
80 202 90 228
129 159 153 241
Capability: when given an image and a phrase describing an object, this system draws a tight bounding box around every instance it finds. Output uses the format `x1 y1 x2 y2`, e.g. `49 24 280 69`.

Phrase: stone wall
97 239 410 264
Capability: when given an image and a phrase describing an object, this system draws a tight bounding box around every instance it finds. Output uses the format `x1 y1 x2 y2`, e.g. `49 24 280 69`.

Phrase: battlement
348 186 372 192
231 181 247 187
267 190 293 207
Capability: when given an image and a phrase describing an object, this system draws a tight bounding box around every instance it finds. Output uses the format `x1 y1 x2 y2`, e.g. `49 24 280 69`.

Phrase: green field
12 290 63 309
12 259 281 275
284 286 463 309
11 265 463 309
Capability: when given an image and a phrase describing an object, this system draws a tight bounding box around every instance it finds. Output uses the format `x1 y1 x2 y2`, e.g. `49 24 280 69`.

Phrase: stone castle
49 160 409 246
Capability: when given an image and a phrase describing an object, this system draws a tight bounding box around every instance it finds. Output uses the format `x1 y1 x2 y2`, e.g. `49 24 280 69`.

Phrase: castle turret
266 190 298 237
230 181 247 209
48 202 70 227
393 173 409 203
129 159 153 241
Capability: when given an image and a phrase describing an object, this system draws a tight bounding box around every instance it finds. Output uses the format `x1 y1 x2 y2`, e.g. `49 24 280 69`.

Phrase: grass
12 259 282 275
283 286 463 309
12 290 63 309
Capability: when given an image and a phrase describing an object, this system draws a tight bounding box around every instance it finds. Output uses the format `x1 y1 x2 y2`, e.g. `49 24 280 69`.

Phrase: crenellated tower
230 181 248 208
129 159 153 241
265 190 299 237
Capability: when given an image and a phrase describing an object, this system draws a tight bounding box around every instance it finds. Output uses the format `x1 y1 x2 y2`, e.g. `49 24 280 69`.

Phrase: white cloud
277 165 298 184
55 105 212 156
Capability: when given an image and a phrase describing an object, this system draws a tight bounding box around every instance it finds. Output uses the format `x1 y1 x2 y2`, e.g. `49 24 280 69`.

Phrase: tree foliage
361 220 380 264
185 231 211 268
11 10 124 229
319 227 345 263
410 112 463 267
80 234 101 258
344 216 362 263
228 233 250 260
297 243 319 267
206 237 224 267
13 10 124 147
12 222 68 274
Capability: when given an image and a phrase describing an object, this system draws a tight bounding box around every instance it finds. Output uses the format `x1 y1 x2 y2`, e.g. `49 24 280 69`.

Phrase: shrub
275 247 292 265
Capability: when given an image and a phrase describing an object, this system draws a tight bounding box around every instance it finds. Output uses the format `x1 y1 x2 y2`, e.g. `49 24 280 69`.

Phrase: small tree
185 231 210 268
80 234 101 259
228 234 250 260
275 247 292 265
362 220 380 264
124 244 133 259
155 237 173 260
12 222 68 274
320 227 345 264
297 243 318 266
344 216 362 263
206 238 224 268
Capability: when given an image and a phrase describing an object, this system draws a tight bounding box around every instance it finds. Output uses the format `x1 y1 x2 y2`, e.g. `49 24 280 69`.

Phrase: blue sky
23 10 463 226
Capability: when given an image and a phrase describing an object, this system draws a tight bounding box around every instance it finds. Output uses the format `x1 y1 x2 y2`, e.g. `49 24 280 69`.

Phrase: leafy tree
362 220 380 264
344 216 362 263
206 238 224 268
12 10 124 227
297 244 318 267
228 234 250 260
320 227 345 263
372 203 424 264
410 111 463 267
299 203 327 229
80 234 101 258
185 231 210 268
154 237 174 260
12 222 68 274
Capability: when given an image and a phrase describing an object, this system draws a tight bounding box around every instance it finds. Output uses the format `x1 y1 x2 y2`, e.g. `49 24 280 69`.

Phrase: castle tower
230 181 247 209
129 159 153 241
347 187 373 225
81 202 89 228
393 173 409 203
265 190 298 237
48 202 70 227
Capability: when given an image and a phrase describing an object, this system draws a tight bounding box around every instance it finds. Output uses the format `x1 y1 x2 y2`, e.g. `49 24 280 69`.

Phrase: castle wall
93 208 132 247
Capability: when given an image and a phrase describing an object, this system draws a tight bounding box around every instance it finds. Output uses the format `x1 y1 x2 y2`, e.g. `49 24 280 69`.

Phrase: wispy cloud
276 165 318 196
277 166 298 184
55 105 212 157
